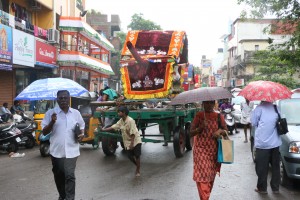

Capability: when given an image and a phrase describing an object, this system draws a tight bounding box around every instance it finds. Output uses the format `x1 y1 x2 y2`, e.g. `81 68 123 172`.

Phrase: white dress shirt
41 106 85 158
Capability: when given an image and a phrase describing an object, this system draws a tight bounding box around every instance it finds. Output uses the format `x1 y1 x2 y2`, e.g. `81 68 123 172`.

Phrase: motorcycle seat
0 123 12 131
16 123 29 129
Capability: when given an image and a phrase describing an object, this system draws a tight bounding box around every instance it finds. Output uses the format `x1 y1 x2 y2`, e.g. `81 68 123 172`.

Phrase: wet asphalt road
0 126 300 200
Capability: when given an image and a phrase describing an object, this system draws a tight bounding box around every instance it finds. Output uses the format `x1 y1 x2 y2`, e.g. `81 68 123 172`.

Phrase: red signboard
35 40 57 67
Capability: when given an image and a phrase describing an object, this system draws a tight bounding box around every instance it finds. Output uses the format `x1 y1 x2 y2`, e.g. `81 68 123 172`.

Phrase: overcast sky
86 0 246 66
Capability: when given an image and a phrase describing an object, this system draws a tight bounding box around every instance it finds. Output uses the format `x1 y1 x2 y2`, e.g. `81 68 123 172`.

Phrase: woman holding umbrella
190 100 228 200
170 87 234 199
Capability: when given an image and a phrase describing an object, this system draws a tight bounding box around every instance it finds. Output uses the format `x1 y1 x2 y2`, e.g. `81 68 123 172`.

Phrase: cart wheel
102 136 117 156
173 126 186 158
185 123 193 151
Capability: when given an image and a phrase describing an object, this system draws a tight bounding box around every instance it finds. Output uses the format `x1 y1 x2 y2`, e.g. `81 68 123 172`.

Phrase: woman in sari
190 100 228 200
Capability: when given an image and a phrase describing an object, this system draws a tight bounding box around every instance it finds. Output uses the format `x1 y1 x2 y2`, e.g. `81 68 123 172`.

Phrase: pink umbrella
238 80 292 102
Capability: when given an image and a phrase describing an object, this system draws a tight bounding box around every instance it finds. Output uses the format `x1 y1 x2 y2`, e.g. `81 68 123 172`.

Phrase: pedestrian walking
190 100 228 200
101 106 142 177
240 99 254 143
42 90 85 200
251 101 282 194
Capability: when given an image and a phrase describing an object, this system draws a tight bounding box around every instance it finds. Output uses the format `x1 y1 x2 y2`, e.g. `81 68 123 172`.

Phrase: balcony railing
244 51 256 64
0 9 48 40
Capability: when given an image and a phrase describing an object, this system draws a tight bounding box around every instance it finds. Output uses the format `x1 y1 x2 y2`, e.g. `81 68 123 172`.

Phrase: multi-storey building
200 55 212 87
0 0 115 106
222 18 292 89
0 0 60 105
86 12 121 91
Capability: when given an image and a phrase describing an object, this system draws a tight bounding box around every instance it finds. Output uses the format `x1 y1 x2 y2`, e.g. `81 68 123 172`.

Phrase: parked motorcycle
38 132 50 157
0 123 22 153
17 121 37 149
13 113 37 149
223 108 235 135
13 113 31 124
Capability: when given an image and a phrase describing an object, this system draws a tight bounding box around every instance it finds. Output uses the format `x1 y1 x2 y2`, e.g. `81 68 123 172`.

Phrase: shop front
0 23 14 105
13 29 57 110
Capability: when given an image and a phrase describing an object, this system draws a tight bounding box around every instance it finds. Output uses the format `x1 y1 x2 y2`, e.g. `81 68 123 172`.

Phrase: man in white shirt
42 90 85 200
240 99 254 143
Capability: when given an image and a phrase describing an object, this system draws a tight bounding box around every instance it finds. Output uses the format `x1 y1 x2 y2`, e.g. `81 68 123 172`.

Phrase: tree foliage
113 32 127 69
127 13 162 30
252 50 300 88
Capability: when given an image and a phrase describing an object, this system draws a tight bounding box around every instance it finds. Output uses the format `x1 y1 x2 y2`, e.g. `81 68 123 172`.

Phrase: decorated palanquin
120 30 188 100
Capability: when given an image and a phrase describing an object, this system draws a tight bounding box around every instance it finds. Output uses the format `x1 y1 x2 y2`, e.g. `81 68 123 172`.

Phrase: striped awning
59 16 114 51
57 51 114 75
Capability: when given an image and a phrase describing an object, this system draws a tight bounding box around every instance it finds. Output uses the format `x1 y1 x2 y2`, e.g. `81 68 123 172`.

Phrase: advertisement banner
35 40 57 68
0 24 13 70
13 29 34 67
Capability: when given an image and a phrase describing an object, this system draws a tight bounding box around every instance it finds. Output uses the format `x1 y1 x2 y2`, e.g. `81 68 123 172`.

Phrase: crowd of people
1 85 283 200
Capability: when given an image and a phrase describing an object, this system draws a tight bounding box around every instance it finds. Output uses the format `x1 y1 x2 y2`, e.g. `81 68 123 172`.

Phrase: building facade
222 18 292 89
86 12 121 91
0 0 115 107
0 0 60 106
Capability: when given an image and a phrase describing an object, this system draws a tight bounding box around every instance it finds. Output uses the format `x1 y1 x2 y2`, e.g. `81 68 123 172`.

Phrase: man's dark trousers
255 147 280 192
51 156 78 200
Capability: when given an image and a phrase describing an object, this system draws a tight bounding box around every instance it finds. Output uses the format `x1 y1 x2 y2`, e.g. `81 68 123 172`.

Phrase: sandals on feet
255 188 267 194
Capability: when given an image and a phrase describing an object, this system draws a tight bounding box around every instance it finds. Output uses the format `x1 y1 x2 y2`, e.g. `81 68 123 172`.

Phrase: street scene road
0 126 299 200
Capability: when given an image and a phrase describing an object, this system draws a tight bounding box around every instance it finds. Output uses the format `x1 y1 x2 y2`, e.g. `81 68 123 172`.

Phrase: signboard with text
0 24 13 70
13 29 34 67
35 40 57 68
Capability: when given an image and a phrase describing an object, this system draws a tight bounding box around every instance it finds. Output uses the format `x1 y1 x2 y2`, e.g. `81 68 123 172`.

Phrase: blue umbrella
15 78 88 100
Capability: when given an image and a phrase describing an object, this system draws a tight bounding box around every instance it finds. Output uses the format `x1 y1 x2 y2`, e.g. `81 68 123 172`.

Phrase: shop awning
59 16 114 51
57 51 114 75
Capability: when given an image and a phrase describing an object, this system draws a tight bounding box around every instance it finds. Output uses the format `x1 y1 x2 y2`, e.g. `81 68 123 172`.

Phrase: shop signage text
35 40 56 68
13 29 34 67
